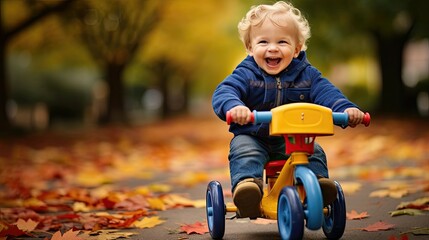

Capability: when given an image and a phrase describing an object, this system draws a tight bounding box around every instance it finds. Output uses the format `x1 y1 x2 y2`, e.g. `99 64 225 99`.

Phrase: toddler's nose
268 44 279 51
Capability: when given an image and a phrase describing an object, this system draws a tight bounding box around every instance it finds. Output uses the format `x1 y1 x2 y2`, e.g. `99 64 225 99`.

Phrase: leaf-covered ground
0 115 428 239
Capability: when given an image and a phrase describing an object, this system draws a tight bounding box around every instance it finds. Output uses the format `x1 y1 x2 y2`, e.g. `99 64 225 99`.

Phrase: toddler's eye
258 40 268 44
279 40 288 44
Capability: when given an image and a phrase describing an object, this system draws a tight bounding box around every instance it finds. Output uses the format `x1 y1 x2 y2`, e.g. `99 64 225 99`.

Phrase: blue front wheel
322 181 346 239
277 186 304 240
206 181 225 239
295 166 324 230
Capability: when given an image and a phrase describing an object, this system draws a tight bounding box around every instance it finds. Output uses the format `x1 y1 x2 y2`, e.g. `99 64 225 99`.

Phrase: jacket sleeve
309 67 358 112
212 68 250 121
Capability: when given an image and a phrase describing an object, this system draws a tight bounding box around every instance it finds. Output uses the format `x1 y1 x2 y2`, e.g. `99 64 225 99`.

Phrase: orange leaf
16 219 38 232
251 218 277 225
346 210 370 220
51 229 83 240
361 221 395 232
180 221 208 235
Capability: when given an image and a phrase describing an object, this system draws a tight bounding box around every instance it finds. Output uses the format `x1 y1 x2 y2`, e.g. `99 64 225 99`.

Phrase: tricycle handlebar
226 111 371 127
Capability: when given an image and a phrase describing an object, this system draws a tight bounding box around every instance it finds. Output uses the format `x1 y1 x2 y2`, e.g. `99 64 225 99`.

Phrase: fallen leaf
403 227 429 235
79 229 137 239
148 183 172 193
340 182 362 194
396 197 429 210
161 194 203 209
0 223 28 238
51 229 83 240
369 189 408 198
132 216 165 229
16 219 38 232
72 202 91 212
361 221 395 232
171 172 209 187
180 221 208 235
251 218 277 225
347 210 370 220
147 197 166 211
388 234 409 240
389 209 425 217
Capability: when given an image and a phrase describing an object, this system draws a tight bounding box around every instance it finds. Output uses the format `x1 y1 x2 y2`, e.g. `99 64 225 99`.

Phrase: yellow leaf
75 169 112 187
72 202 91 212
147 197 166 211
369 189 389 198
133 186 150 196
148 183 172 193
192 199 206 208
369 189 408 198
132 216 165 229
340 182 362 194
171 172 209 187
23 198 46 208
161 194 203 208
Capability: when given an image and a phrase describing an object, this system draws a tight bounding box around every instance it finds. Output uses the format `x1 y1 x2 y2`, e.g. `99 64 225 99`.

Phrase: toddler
212 1 364 219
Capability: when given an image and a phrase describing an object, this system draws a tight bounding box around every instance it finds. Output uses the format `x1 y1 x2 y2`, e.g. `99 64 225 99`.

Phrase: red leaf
0 223 29 238
361 221 395 232
180 221 208 235
56 213 80 220
388 234 409 240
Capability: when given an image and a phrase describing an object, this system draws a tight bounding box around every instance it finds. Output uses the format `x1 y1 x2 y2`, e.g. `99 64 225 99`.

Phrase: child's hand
228 106 252 125
344 107 364 128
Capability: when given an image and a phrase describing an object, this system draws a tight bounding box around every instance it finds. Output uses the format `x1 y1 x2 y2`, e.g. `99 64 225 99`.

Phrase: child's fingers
230 106 251 125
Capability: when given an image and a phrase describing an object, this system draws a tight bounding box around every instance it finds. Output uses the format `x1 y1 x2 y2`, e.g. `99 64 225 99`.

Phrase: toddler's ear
294 44 302 57
247 46 254 56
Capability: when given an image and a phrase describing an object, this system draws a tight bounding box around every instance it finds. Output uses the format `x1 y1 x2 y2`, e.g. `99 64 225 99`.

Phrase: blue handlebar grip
253 110 272 124
332 112 349 128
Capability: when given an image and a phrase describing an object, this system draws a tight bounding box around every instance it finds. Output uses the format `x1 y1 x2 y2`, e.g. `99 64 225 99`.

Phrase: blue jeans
229 134 328 191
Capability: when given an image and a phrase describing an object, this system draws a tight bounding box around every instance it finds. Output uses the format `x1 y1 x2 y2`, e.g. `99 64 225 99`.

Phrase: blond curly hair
238 1 311 52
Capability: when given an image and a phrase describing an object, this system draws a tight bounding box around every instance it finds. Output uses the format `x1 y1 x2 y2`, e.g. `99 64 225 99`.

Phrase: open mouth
266 58 281 66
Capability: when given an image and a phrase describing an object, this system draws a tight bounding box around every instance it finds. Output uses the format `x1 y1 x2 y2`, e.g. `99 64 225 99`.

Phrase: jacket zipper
275 77 282 106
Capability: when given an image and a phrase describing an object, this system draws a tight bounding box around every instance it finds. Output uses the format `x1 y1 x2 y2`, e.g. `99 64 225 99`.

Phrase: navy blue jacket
212 51 358 137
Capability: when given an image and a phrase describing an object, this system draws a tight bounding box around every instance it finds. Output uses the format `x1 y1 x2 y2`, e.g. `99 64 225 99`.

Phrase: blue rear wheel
322 181 346 239
206 181 225 239
277 186 304 240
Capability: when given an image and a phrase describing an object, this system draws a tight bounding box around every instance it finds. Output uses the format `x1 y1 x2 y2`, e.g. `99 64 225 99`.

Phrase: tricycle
206 103 370 239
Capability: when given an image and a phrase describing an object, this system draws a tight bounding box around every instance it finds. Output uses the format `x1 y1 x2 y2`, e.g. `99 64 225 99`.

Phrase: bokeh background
1 1 429 239
1 0 428 133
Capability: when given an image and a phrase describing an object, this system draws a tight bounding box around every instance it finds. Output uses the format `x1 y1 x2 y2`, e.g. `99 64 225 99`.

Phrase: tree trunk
374 32 417 115
0 0 76 133
0 39 10 131
100 63 127 124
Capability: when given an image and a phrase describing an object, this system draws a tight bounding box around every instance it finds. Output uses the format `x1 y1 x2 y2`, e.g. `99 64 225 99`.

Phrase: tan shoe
233 178 262 219
318 178 338 207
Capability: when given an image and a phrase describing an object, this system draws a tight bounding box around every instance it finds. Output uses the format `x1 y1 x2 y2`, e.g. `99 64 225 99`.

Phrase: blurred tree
0 0 76 132
291 0 429 114
72 0 163 124
141 0 246 118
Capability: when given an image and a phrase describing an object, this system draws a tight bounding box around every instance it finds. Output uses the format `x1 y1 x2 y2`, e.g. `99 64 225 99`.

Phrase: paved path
135 175 429 240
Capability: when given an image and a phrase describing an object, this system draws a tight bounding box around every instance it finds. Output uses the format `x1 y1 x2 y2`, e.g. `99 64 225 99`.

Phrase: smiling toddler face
247 15 301 75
